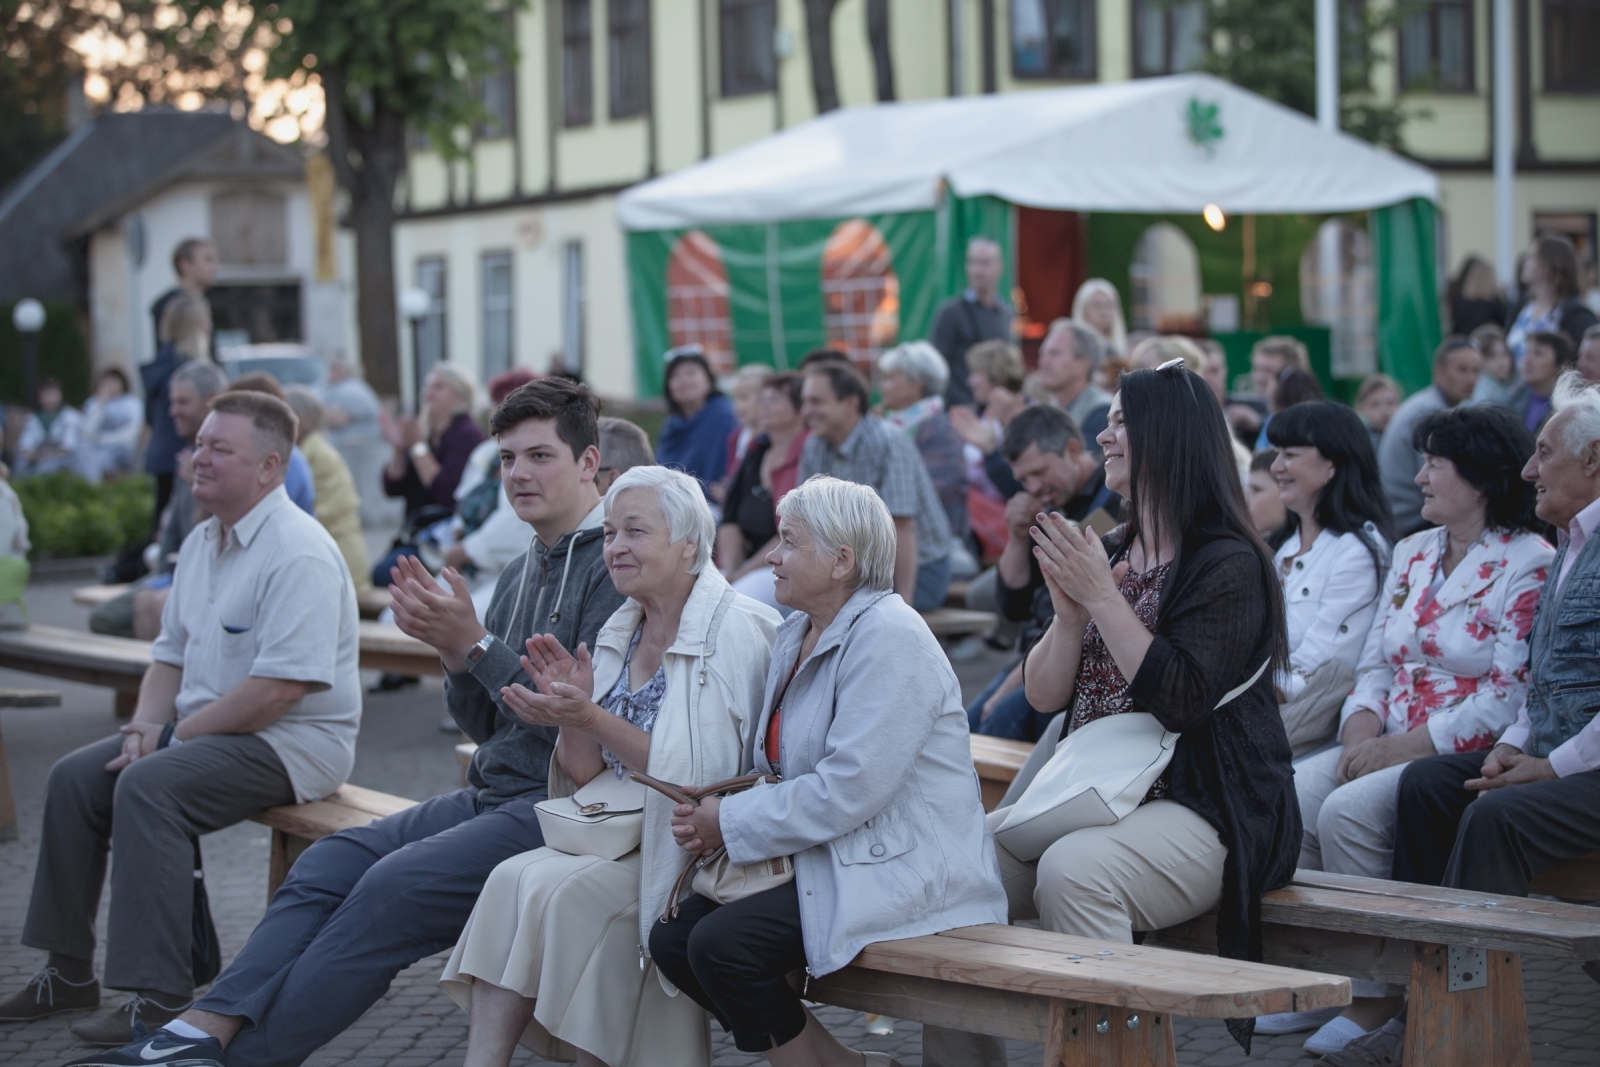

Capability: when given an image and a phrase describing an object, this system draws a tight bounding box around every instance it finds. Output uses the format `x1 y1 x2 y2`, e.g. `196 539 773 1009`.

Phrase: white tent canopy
617 74 1439 231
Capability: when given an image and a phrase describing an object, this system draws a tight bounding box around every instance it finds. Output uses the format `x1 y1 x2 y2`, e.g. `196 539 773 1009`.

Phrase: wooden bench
77 583 396 621
251 784 418 897
807 924 1348 1066
921 607 998 639
1528 849 1600 902
1151 869 1600 1066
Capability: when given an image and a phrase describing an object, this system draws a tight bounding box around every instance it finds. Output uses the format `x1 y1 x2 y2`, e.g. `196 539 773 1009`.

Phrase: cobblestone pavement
3 576 1597 1066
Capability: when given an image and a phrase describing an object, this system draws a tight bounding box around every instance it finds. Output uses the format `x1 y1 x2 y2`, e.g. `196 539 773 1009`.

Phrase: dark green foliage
0 301 89 406
13 472 154 559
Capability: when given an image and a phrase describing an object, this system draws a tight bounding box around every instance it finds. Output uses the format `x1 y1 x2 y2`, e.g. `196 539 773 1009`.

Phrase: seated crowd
5 240 1600 1067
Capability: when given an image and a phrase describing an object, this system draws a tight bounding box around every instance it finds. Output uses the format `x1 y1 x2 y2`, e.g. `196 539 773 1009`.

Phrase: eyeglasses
1156 357 1200 404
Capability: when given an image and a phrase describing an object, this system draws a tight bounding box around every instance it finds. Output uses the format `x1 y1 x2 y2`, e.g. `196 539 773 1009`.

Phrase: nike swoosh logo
141 1044 194 1060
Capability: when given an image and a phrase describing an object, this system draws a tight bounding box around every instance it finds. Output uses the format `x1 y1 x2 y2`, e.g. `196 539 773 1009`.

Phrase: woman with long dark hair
996 360 1298 1050
1289 404 1552 1059
1262 402 1394 760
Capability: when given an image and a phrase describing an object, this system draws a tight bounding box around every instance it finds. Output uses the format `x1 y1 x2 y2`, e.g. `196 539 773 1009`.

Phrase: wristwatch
409 441 430 460
464 633 495 667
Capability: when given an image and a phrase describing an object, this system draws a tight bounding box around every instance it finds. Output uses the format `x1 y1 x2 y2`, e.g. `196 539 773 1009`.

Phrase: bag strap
1214 658 1271 710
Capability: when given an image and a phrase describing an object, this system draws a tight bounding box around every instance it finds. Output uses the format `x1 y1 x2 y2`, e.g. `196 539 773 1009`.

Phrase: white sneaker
1254 1006 1342 1034
1303 1014 1373 1056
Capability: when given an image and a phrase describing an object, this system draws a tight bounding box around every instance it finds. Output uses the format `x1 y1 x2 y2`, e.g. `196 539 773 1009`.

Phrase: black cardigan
1120 533 1301 980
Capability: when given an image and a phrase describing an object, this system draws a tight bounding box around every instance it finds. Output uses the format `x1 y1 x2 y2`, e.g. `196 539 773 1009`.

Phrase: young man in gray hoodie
92 379 625 1067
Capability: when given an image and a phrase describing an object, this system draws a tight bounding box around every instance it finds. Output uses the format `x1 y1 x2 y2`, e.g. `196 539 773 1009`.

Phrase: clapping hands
1029 511 1127 627
501 636 598 730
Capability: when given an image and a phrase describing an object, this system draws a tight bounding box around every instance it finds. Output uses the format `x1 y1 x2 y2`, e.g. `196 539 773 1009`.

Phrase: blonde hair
1071 278 1128 357
965 339 1024 392
776 476 897 592
159 293 211 361
1129 334 1205 372
425 364 477 432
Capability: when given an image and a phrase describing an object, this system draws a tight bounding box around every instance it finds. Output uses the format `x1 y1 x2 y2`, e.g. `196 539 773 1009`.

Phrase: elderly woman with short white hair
439 465 781 1067
879 341 970 560
652 475 1007 1067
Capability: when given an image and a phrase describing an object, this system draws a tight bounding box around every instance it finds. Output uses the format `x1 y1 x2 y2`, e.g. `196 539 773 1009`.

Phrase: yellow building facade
395 0 1600 399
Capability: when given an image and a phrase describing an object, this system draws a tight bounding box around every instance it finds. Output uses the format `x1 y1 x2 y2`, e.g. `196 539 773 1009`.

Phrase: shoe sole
67 1060 222 1067
0 1004 99 1022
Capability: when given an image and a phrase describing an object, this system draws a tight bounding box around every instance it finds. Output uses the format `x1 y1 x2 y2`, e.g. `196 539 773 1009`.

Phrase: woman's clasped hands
1029 511 1129 626
500 634 600 730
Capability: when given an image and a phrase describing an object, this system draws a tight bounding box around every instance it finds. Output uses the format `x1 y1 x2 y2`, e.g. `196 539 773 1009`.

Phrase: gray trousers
22 733 294 997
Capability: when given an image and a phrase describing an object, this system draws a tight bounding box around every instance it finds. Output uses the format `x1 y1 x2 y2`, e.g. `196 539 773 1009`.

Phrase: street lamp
12 298 45 409
398 286 431 409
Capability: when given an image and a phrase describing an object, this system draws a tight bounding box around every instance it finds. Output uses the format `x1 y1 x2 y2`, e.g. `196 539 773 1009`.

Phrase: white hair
879 340 949 399
1045 318 1105 370
775 476 896 592
1550 368 1600 457
604 465 715 574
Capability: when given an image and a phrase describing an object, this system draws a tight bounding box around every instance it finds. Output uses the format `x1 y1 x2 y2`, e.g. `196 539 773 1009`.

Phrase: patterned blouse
598 626 666 777
1070 561 1174 800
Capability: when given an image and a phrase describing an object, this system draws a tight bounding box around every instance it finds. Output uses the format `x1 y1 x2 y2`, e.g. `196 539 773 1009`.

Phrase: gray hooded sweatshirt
443 501 624 804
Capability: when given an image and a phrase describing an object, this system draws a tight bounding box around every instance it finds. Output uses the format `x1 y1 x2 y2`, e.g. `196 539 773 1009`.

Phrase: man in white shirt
1392 370 1600 899
0 391 360 1047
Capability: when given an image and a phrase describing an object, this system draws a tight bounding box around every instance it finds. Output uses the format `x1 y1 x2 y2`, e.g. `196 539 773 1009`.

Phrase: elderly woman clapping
651 476 1007 1067
439 466 780 1067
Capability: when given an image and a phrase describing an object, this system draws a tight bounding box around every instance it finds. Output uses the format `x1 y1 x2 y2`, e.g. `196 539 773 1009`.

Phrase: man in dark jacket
929 236 1011 409
88 379 625 1067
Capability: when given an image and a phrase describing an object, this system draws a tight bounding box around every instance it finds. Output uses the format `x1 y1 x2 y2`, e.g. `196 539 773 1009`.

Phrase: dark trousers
1392 752 1600 894
22 733 294 997
649 882 809 1054
966 665 1052 741
197 788 544 1067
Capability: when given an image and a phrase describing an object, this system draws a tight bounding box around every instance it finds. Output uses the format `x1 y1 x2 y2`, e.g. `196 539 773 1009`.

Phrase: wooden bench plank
356 621 442 676
1528 850 1600 902
71 584 130 609
0 624 151 692
251 785 418 898
920 608 997 638
969 735 1030 811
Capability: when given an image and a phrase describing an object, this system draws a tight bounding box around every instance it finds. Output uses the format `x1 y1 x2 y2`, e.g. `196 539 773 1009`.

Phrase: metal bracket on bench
1447 945 1488 992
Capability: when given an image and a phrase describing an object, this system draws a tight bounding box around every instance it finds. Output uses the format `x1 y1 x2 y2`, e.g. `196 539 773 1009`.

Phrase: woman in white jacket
439 466 780 1067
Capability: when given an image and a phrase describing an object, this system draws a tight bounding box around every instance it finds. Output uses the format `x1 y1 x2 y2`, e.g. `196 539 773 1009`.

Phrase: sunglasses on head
1156 357 1200 403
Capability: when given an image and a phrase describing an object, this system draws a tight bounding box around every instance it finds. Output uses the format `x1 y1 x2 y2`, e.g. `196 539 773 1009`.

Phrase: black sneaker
65 1024 226 1066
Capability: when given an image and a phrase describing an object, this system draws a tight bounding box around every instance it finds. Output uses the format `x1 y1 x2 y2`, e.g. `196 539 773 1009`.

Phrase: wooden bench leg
266 830 313 902
1403 943 1530 1067
0 718 15 842
114 690 136 718
1047 998 1175 1067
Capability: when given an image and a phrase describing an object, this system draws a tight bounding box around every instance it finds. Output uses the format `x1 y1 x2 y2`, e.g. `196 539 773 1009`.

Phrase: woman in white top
440 466 780 1067
1263 402 1395 756
75 368 144 484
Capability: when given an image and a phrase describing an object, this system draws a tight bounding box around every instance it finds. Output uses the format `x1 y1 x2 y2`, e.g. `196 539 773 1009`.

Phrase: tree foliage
1201 0 1410 149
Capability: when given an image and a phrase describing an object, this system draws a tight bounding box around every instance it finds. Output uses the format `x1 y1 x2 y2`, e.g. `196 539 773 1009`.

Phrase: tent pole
1315 0 1338 132
1492 0 1516 290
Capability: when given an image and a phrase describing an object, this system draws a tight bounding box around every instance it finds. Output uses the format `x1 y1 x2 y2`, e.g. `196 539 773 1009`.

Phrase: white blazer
1274 524 1390 701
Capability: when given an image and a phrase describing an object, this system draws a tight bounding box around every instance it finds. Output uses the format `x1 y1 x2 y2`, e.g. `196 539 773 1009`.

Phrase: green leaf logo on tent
1185 98 1223 157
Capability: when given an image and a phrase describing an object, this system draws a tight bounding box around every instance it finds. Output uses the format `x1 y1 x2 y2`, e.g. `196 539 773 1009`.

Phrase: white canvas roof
617 74 1439 231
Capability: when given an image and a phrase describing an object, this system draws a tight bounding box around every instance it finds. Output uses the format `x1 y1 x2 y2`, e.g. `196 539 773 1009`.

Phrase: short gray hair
1046 319 1105 371
775 475 896 592
604 465 715 574
879 341 948 400
171 360 227 400
283 384 325 434
598 416 655 473
1550 368 1600 457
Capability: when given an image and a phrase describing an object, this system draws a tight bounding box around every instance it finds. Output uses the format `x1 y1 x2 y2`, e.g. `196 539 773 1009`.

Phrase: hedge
13 472 153 560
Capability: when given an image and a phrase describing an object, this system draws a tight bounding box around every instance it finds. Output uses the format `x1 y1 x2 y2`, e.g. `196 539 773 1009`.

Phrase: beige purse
632 771 795 920
534 770 647 861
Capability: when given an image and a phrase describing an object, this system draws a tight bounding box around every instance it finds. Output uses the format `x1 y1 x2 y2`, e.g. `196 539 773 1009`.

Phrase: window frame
608 0 651 119
562 0 594 127
480 250 514 380
1130 0 1206 78
562 240 586 376
475 12 518 141
1010 0 1099 82
1396 0 1476 93
1544 0 1600 93
414 256 449 388
719 0 777 97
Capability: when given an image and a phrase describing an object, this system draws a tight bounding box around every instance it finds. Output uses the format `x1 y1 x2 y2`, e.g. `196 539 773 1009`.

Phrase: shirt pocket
1554 585 1600 658
830 808 918 866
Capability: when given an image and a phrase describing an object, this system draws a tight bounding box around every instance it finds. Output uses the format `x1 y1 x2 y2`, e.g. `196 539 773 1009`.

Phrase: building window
667 231 734 373
609 0 650 118
1133 0 1206 77
210 189 287 265
476 14 516 139
415 257 448 386
562 241 586 375
720 0 776 95
1545 0 1600 92
1129 223 1201 332
1012 0 1097 80
1398 0 1473 91
481 251 514 379
822 219 900 377
563 0 593 126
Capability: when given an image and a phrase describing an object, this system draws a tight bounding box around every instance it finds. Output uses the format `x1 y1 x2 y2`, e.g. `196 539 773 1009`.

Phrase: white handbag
534 770 647 861
994 659 1269 862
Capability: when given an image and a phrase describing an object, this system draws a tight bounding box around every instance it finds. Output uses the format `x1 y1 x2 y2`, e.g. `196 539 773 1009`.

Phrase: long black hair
1266 400 1395 580
1119 365 1288 671
1412 405 1542 536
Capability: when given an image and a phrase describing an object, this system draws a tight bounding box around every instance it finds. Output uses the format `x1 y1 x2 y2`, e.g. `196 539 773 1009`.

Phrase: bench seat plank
848 925 1348 1019
71 584 130 608
920 608 997 637
0 624 151 692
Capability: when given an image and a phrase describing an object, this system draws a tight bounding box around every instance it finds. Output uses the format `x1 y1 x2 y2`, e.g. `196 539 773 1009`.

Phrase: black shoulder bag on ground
191 837 222 987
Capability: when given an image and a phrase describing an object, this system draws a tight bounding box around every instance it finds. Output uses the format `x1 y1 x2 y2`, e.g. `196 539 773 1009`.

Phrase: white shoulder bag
535 771 647 861
993 659 1269 862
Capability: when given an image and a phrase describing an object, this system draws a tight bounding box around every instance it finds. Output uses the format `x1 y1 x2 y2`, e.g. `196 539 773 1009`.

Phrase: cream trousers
987 799 1227 941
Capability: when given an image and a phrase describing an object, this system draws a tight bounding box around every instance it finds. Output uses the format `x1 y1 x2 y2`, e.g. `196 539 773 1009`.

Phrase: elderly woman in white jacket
652 476 1007 1067
439 466 780 1067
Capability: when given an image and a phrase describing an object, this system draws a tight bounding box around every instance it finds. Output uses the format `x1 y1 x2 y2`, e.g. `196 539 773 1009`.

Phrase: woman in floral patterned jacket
1286 404 1554 1057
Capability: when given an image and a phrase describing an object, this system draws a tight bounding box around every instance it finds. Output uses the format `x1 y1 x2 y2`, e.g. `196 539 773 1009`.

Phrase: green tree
0 1 77 189
159 0 521 395
1202 0 1409 148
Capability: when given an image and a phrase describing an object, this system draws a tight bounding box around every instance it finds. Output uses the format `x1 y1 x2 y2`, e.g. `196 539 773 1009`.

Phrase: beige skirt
440 847 710 1067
